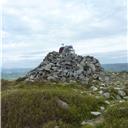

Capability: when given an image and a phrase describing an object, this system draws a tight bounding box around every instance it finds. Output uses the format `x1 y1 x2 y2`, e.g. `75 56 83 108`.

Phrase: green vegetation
1 80 105 128
1 79 16 90
104 102 128 128
81 124 95 128
43 120 74 128
1 77 128 128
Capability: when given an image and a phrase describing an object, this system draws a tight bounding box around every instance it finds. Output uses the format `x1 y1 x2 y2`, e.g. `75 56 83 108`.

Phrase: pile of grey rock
25 46 106 84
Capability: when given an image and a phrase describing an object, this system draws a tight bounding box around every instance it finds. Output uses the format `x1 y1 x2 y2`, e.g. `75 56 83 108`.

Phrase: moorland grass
1 80 105 128
2 79 128 128
104 101 128 128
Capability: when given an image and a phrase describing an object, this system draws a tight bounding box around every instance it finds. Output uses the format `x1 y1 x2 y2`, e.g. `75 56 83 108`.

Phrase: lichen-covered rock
25 46 106 84
56 99 69 110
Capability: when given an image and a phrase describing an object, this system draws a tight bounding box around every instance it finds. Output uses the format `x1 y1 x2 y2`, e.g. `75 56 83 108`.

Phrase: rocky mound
25 46 106 84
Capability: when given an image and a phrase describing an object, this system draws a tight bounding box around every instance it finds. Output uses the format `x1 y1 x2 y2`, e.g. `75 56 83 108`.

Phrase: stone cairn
25 45 106 84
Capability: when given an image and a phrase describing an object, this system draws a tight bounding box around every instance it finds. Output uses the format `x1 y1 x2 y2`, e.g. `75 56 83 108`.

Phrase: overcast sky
2 0 127 68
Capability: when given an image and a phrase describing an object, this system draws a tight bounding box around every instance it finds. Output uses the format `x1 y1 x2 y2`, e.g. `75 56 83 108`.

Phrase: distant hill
102 63 128 72
1 68 31 80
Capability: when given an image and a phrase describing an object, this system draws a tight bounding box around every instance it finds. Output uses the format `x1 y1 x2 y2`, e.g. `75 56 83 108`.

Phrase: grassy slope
1 79 128 128
104 102 128 128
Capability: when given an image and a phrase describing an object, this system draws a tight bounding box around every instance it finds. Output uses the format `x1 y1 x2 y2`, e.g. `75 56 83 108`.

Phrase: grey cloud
88 50 127 64
2 0 127 68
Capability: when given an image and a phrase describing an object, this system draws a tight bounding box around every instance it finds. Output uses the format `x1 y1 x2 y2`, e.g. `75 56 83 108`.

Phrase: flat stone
103 92 110 99
56 99 69 110
99 90 103 94
91 111 101 116
88 63 96 72
124 96 128 100
100 106 105 111
118 90 126 97
43 63 53 71
116 95 122 100
54 126 59 128
105 100 110 104
81 120 94 126
91 86 98 91
47 76 56 81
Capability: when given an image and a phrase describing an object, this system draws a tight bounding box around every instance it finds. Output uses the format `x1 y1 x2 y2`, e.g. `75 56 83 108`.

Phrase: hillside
1 48 128 128
1 72 128 128
102 63 128 72
2 68 31 80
